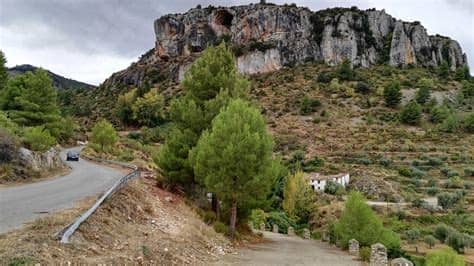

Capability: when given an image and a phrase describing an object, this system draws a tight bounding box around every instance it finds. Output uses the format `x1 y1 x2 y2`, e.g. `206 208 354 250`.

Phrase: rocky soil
0 176 231 265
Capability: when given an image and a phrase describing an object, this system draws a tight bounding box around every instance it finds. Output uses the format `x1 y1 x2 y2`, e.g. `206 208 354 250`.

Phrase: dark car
66 151 80 161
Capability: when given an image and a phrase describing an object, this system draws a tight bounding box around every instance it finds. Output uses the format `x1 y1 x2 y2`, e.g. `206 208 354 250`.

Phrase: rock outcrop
153 4 467 75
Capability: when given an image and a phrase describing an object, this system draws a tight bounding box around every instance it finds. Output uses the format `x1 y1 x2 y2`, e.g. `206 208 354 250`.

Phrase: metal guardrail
57 155 140 243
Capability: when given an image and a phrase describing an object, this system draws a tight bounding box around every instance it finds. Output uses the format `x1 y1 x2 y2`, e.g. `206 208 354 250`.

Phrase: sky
0 0 473 85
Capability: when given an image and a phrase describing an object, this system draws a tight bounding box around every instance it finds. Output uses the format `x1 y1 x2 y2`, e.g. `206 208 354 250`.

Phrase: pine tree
400 101 422 125
2 69 61 128
190 99 275 238
383 81 402 107
157 43 249 186
0 50 7 91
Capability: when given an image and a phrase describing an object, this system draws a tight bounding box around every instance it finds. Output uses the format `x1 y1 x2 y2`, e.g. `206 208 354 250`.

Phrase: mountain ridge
8 64 96 90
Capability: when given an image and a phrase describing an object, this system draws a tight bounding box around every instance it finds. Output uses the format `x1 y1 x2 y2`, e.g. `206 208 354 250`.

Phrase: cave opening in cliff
214 10 233 30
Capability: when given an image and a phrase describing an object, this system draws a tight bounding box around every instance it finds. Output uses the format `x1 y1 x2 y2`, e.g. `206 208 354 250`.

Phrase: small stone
287 226 295 236
348 239 359 256
165 196 173 202
164 247 169 252
303 228 310 239
272 224 279 233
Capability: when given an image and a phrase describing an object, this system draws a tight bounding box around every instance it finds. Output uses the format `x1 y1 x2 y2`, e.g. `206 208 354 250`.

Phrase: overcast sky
0 0 472 85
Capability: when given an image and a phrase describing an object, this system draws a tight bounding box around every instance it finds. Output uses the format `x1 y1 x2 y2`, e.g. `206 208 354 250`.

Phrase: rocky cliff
154 4 467 75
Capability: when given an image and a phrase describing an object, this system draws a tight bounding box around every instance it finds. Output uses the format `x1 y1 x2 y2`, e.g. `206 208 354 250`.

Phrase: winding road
0 147 124 234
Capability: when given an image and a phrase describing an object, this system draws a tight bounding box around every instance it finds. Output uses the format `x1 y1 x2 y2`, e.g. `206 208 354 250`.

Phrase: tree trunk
229 200 237 240
212 194 221 221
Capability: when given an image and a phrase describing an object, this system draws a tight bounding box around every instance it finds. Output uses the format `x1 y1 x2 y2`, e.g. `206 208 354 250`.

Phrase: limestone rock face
153 4 468 75
18 147 65 172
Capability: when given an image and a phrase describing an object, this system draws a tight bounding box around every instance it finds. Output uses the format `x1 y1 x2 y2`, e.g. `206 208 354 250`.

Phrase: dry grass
0 177 231 265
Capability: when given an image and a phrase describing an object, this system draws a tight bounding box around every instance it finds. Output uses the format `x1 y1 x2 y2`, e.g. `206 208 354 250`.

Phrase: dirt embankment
0 177 231 265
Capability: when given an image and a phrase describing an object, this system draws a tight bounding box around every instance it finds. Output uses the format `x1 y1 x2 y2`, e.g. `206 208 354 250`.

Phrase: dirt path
214 231 360 266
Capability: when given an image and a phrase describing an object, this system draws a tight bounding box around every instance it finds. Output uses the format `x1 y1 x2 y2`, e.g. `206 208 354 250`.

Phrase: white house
306 172 350 192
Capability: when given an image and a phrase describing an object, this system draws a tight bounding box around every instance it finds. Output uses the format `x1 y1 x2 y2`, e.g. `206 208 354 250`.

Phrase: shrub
384 81 402 107
337 59 354 81
464 167 474 177
437 192 461 209
379 158 392 167
23 126 56 152
425 248 464 266
299 96 321 115
324 181 345 195
398 166 412 177
334 192 400 254
0 129 18 163
355 81 371 94
464 113 474 133
438 114 459 133
0 111 18 134
405 228 421 243
90 120 119 152
430 105 450 124
416 87 431 104
267 211 296 234
445 176 464 189
203 211 217 225
250 209 267 228
434 223 455 242
400 101 422 125
415 78 433 104
317 72 332 83
213 221 229 235
424 235 436 248
446 231 467 253
359 246 371 262
427 187 439 196
461 80 474 97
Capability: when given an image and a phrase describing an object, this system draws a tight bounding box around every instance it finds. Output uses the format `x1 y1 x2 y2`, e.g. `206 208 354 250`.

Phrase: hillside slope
8 64 95 90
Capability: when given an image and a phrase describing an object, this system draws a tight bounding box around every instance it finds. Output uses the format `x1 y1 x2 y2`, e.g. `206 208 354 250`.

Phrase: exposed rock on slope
154 4 467 74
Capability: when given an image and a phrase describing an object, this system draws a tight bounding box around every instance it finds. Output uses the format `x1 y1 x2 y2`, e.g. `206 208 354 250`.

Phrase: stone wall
370 243 388 266
348 239 359 256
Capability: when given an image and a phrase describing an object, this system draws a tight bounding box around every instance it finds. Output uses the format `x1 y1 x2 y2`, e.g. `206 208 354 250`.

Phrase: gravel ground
214 231 360 266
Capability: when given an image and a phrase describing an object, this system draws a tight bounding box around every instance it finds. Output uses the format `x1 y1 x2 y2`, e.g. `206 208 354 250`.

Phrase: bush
437 192 461 209
464 167 474 177
446 231 467 253
405 228 421 243
430 105 450 124
324 181 345 195
334 192 400 254
379 158 392 167
23 126 56 152
427 187 439 196
438 114 459 133
213 221 229 235
317 72 332 83
203 211 217 225
445 176 464 189
434 223 456 242
415 78 433 104
0 129 18 163
267 211 295 234
337 59 354 81
400 101 422 125
299 96 321 115
464 113 474 133
355 81 371 94
425 248 464 266
90 120 119 152
384 81 402 107
359 246 371 262
424 235 436 248
250 209 267 229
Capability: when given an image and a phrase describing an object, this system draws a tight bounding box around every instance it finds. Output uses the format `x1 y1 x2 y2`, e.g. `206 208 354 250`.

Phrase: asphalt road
215 231 359 266
0 147 124 234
